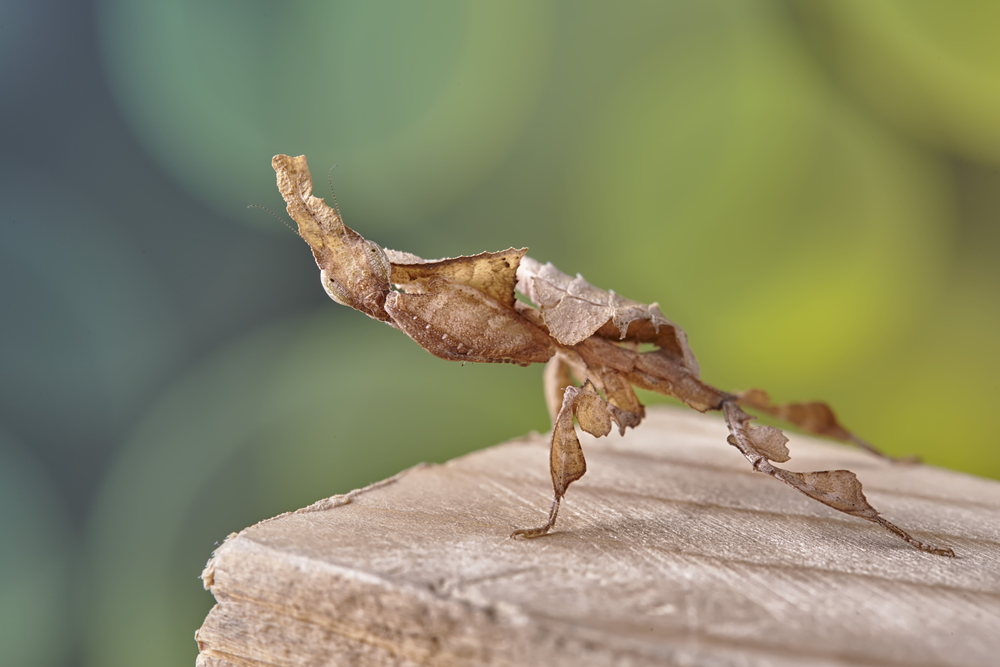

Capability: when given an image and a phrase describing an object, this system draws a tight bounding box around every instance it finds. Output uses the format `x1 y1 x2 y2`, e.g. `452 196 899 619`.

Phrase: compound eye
320 270 352 307
364 240 391 284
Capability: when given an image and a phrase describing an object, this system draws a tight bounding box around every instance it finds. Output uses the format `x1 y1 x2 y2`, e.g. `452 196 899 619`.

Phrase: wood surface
195 406 1000 667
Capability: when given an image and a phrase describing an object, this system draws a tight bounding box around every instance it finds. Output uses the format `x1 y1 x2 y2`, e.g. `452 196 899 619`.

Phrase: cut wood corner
195 405 1000 666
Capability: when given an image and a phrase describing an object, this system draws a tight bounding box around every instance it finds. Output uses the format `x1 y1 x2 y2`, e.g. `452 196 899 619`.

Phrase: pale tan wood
195 406 1000 667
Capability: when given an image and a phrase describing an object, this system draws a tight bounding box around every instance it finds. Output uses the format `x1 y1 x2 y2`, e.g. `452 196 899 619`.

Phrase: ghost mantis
271 154 954 557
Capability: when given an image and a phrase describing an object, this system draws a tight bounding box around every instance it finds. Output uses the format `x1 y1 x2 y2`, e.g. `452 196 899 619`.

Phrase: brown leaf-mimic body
272 154 955 557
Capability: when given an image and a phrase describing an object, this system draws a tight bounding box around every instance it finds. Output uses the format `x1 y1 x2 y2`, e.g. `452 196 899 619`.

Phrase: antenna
247 204 300 238
327 164 342 219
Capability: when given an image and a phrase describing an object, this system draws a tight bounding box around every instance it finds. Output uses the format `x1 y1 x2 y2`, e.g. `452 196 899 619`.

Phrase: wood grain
195 406 1000 666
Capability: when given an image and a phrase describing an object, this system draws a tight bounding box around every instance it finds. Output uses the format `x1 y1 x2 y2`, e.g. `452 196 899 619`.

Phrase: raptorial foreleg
512 380 640 539
542 356 576 426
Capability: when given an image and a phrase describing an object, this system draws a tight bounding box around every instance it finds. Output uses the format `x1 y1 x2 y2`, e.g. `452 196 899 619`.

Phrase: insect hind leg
736 388 918 463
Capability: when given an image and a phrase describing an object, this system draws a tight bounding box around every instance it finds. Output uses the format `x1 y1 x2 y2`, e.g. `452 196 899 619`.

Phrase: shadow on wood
195 406 1000 666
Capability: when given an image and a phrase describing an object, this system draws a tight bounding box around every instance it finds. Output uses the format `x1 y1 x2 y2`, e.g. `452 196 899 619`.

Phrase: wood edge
200 462 437 592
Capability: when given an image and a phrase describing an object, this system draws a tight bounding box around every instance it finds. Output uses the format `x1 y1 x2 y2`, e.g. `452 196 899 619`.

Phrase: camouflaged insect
272 154 955 557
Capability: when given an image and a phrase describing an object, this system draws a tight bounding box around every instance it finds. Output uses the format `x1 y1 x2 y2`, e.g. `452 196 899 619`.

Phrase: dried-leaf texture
738 389 852 440
387 247 526 308
384 284 554 366
772 469 878 519
273 153 956 557
516 257 699 375
550 386 590 497
273 155 391 321
547 382 642 499
748 425 791 463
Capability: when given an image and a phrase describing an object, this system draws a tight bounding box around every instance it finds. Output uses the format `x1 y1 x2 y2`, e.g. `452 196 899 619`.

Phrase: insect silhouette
272 154 954 557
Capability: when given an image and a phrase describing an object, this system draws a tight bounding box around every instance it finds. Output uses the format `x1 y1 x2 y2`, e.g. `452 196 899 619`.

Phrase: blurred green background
3 1 999 665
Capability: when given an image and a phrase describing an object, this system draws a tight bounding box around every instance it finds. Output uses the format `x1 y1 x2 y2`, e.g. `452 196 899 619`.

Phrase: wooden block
195 406 1000 666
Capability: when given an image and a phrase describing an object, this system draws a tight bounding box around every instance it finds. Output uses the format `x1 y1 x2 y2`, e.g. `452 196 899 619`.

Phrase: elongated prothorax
273 154 392 322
